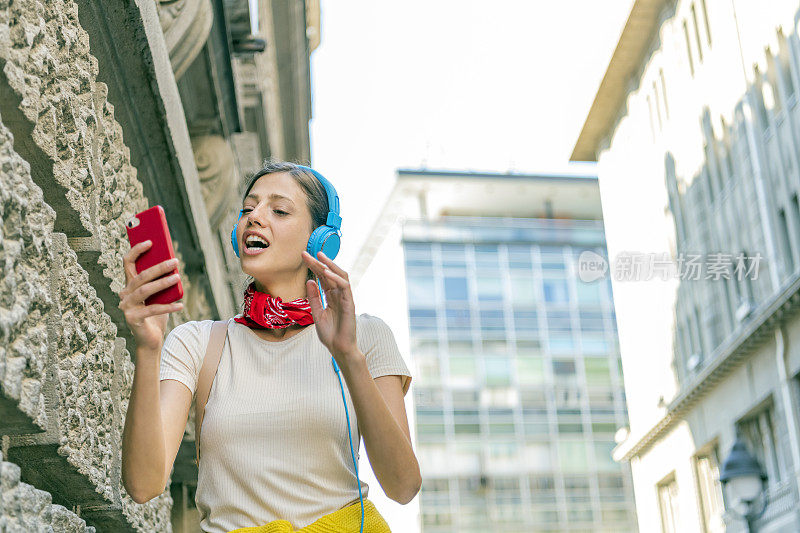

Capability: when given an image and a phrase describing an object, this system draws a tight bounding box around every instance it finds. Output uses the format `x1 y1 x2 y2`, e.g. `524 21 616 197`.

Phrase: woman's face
237 172 313 287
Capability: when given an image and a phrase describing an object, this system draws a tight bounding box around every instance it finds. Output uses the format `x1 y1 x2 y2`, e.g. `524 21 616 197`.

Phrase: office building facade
390 170 638 532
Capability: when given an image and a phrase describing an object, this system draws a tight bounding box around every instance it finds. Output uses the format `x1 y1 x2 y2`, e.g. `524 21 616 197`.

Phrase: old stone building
0 0 318 531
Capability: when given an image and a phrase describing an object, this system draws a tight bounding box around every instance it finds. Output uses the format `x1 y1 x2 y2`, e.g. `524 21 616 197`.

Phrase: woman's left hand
302 250 359 364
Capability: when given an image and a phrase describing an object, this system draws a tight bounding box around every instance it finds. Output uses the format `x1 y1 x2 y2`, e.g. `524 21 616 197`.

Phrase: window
404 242 432 268
539 245 566 273
553 359 577 379
476 275 503 302
508 245 533 269
558 439 589 472
594 440 618 471
406 276 437 307
546 309 572 332
409 308 437 332
657 473 680 533
444 276 468 301
474 244 500 271
483 357 512 387
514 309 539 336
479 308 506 333
548 333 574 354
440 243 466 268
585 357 613 386
543 279 569 303
416 407 446 441
576 280 603 304
694 445 725 533
511 273 536 307
517 356 545 385
736 403 783 485
445 306 471 334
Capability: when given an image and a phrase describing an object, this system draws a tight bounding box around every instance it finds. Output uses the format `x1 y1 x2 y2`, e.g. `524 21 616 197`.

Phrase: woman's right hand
118 240 184 353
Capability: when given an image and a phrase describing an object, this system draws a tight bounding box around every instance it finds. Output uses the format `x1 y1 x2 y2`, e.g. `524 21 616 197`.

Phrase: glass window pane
445 306 471 331
448 339 474 357
409 308 437 332
539 245 567 272
508 245 533 269
594 441 618 471
480 308 506 332
524 443 552 471
440 243 466 267
514 309 539 336
543 279 569 303
559 439 589 472
548 333 574 354
404 242 433 268
407 277 437 307
516 339 542 356
484 357 512 386
477 275 503 301
444 277 468 301
585 357 612 386
474 244 500 270
517 357 546 385
511 273 536 306
576 280 604 304
449 356 477 382
546 309 572 332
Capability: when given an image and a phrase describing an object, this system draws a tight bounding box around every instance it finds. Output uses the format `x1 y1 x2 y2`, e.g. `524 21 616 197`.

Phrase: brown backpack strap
194 319 231 466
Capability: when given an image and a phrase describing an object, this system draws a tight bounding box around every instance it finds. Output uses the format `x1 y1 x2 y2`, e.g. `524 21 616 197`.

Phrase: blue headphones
231 165 342 260
230 165 364 532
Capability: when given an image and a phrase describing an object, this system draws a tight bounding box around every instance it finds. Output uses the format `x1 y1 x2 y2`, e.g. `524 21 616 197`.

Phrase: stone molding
157 0 214 80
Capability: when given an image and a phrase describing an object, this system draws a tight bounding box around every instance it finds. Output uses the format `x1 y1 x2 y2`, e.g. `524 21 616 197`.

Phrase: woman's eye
274 210 288 216
241 208 252 214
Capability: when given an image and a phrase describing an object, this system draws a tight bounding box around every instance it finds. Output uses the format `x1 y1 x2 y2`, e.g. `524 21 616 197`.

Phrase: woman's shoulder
356 312 390 330
355 313 398 344
164 319 219 347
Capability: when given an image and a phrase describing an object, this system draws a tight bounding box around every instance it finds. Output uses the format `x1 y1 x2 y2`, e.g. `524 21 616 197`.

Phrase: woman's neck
253 278 307 302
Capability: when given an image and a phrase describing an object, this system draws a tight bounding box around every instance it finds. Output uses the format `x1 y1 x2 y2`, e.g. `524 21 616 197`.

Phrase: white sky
308 2 633 530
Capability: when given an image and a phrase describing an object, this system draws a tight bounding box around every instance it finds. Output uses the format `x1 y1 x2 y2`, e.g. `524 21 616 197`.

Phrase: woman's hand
302 250 358 364
118 240 184 353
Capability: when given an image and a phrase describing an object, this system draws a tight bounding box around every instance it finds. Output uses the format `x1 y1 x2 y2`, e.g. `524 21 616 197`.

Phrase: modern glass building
395 170 638 532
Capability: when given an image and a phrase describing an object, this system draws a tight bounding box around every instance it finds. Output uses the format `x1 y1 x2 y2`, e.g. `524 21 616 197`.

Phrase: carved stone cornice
157 0 214 80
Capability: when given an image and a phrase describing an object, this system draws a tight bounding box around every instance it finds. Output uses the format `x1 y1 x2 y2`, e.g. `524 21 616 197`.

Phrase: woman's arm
301 249 421 504
338 358 421 504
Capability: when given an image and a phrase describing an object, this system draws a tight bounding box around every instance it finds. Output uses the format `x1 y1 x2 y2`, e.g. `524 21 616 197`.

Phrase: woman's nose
244 207 267 227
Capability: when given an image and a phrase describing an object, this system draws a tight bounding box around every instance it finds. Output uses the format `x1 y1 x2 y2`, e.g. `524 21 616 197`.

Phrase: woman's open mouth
244 235 270 255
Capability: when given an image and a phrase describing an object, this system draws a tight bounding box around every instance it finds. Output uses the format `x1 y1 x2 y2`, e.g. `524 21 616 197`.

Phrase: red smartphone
125 205 183 306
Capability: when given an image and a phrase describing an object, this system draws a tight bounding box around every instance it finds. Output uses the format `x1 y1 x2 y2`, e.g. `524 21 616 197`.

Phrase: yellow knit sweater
227 499 391 533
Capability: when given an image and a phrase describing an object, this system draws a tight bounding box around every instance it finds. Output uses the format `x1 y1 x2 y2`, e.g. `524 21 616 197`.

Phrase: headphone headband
295 165 341 230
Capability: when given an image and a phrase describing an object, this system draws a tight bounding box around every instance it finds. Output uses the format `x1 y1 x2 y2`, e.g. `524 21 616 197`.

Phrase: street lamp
719 436 768 532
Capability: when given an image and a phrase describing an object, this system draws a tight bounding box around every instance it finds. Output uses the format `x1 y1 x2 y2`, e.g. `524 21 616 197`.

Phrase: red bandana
233 281 315 329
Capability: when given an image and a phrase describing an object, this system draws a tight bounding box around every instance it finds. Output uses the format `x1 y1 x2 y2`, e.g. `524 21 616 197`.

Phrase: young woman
119 161 420 532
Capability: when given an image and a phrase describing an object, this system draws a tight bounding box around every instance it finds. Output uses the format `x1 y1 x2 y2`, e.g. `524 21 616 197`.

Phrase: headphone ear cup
321 232 340 261
307 226 340 261
231 224 239 257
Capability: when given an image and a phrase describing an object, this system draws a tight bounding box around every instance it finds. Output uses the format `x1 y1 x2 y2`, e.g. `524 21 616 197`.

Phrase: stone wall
0 0 190 530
